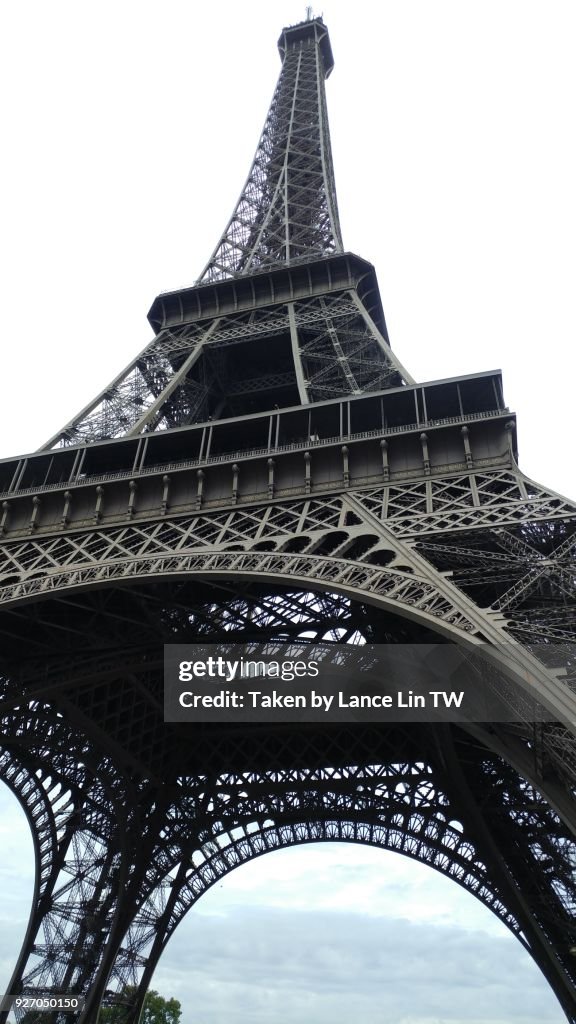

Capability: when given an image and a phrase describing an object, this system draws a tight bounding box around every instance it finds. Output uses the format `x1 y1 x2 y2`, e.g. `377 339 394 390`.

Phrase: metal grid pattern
0 13 575 1024
199 19 342 282
44 289 408 448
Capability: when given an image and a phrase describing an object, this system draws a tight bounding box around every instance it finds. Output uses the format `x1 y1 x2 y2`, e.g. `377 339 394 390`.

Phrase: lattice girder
1 9 575 1023
42 284 410 448
1 462 574 810
3 700 576 1023
0 474 574 729
0 530 575 1021
200 18 342 283
0 708 141 1023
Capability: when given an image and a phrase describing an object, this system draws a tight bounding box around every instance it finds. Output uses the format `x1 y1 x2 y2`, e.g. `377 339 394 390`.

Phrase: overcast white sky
0 1 575 1022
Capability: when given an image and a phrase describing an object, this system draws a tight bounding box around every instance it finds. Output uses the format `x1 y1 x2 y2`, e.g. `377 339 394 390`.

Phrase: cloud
154 903 562 1024
192 844 511 934
0 786 35 994
0 794 564 1024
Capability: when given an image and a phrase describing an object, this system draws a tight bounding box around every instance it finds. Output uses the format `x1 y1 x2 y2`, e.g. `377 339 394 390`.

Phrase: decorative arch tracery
0 576 575 1023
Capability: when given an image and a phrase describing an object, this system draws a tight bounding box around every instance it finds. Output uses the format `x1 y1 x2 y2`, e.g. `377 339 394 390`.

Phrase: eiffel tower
1 13 575 1024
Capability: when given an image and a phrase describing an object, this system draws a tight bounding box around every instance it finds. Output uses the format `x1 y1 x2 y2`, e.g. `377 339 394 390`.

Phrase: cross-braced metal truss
0 462 575 760
44 290 410 448
41 15 412 451
199 18 342 282
1 10 576 1024
0 461 575 1022
1 580 576 1023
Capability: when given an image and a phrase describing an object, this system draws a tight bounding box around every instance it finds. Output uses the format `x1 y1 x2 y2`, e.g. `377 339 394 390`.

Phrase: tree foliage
98 986 182 1024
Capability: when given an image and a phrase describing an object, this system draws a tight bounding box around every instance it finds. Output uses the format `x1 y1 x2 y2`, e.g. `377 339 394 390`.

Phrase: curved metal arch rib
0 708 138 1024
2 541 574 730
1 574 576 1022
107 743 576 1024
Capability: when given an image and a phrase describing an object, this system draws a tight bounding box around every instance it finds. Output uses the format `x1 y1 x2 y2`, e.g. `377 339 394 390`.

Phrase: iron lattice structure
0 15 575 1024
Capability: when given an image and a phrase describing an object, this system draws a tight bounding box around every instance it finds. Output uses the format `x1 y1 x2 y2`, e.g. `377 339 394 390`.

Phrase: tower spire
199 17 343 283
42 15 412 449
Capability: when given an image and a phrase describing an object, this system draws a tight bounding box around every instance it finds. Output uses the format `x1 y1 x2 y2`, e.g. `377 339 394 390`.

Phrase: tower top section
277 16 334 78
198 16 342 283
42 15 414 451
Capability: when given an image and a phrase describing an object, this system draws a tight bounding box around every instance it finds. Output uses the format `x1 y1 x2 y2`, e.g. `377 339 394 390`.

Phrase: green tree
98 986 182 1024
139 989 181 1024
